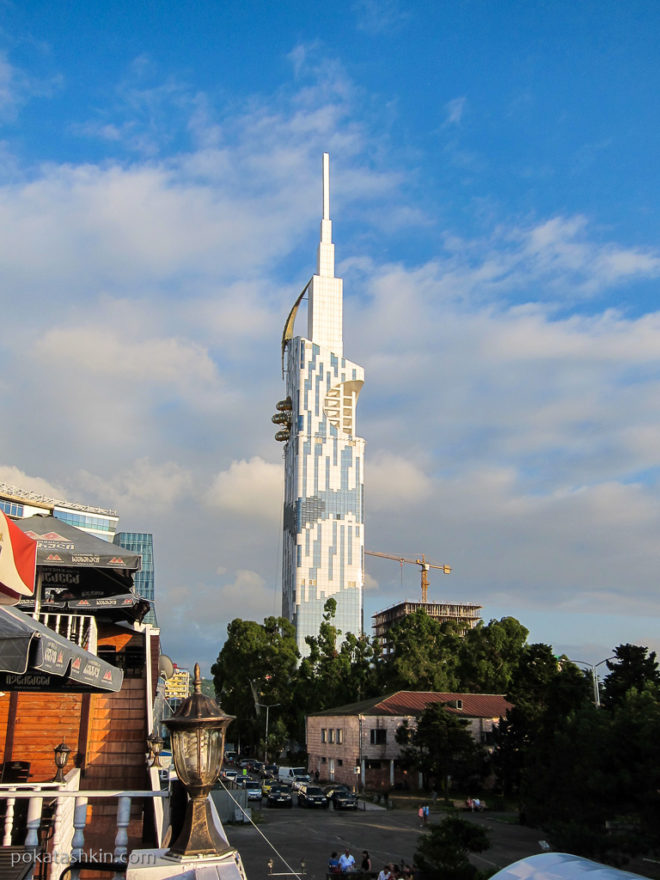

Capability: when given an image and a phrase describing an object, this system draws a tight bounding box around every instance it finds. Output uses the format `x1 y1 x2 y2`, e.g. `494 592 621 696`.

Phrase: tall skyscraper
275 154 365 655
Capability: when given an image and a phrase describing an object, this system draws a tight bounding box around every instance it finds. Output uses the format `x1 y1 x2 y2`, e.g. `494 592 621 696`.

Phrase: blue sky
2 1 660 675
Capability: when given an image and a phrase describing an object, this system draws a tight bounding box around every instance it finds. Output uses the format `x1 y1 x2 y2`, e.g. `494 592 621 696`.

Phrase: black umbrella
0 606 123 692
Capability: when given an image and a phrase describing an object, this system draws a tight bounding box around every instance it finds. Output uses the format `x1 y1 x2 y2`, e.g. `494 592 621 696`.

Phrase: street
226 802 544 880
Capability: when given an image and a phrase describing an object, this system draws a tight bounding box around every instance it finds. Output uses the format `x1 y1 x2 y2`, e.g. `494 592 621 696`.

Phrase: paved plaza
226 803 544 880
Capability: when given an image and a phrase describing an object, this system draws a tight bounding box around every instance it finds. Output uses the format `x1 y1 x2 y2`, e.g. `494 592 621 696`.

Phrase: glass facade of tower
114 531 157 625
282 337 365 654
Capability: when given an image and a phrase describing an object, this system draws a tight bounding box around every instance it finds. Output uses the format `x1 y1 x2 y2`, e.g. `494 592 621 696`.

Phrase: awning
14 515 141 573
0 606 123 693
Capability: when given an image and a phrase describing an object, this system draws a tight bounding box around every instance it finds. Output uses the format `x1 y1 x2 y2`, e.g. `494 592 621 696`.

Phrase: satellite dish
159 654 174 680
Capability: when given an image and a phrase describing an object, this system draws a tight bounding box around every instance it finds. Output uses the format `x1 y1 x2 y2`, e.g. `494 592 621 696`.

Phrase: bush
414 816 490 880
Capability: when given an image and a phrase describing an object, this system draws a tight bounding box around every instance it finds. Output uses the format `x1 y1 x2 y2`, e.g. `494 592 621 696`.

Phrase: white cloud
76 458 192 516
204 458 283 523
368 453 432 511
352 0 410 35
0 466 66 500
445 97 466 126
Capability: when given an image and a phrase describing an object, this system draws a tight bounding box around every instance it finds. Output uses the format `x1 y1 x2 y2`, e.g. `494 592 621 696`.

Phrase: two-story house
307 691 511 790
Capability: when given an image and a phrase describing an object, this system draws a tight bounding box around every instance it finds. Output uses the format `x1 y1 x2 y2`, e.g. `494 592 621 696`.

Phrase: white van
278 766 310 788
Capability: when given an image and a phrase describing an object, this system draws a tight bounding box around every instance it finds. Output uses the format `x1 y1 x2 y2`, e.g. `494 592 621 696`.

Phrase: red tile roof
310 691 512 719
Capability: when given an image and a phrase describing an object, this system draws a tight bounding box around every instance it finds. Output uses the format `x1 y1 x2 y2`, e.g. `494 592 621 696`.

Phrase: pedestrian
417 804 424 827
423 804 430 825
329 852 340 873
339 849 356 872
377 866 391 880
361 851 372 873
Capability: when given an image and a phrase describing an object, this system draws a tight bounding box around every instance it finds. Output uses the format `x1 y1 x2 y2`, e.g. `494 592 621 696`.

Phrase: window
329 729 335 743
337 729 343 744
321 729 327 743
337 759 343 766
370 729 387 745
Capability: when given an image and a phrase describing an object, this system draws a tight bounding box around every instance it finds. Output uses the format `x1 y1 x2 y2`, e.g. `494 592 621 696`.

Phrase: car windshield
306 787 324 795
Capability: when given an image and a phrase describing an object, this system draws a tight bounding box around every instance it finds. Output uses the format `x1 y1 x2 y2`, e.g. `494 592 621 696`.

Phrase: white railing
0 773 168 880
37 613 98 654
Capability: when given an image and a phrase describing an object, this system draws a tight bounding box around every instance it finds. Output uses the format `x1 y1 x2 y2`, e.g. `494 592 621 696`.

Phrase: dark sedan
266 784 293 808
297 784 330 808
324 785 358 810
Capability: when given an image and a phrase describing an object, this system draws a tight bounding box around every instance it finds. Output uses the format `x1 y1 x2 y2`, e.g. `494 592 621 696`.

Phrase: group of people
328 850 413 879
417 804 430 827
328 849 372 874
465 796 487 812
377 862 413 880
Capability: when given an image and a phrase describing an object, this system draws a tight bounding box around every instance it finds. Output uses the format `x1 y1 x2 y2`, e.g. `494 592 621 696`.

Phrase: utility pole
255 701 280 763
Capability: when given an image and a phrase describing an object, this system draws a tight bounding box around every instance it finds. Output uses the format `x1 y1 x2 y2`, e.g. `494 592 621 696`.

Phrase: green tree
211 616 299 753
457 617 529 693
414 815 490 880
493 645 591 797
602 644 660 710
396 702 481 797
383 610 463 691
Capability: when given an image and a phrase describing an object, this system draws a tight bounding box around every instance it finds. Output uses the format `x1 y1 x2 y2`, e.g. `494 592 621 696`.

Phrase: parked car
245 780 263 801
278 766 309 786
292 773 311 791
261 778 276 797
249 760 264 775
324 785 358 810
266 784 293 808
221 769 238 783
297 784 330 808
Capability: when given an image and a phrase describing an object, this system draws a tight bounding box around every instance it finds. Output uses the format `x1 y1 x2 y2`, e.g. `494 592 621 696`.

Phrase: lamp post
53 741 71 783
255 701 280 763
147 732 164 768
568 657 614 707
165 663 234 859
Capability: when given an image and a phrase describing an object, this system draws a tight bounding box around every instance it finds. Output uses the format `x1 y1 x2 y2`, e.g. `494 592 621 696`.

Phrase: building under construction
373 600 482 653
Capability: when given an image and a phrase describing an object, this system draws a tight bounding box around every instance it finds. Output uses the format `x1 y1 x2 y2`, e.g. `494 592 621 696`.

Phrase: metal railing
0 777 168 880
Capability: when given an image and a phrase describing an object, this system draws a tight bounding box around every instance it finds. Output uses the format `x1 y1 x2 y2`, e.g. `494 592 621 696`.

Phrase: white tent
491 853 647 880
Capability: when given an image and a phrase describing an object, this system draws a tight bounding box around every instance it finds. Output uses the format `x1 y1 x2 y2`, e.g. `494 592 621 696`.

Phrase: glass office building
0 481 119 540
277 155 365 655
114 531 157 625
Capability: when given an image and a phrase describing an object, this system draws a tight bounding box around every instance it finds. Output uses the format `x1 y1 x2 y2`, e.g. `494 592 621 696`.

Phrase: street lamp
567 657 615 707
53 741 71 783
147 732 165 768
165 663 234 859
255 701 280 763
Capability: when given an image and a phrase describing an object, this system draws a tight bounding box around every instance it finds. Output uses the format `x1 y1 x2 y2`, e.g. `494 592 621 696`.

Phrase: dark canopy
0 606 123 692
14 516 140 573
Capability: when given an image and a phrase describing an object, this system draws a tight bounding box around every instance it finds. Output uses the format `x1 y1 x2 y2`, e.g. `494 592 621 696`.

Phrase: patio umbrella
0 605 123 692
0 512 37 605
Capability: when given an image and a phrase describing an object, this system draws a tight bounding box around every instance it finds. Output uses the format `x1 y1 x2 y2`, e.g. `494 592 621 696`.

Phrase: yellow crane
365 550 451 603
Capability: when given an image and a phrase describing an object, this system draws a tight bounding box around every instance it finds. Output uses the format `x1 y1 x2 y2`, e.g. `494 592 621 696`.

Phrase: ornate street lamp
165 663 234 859
147 732 165 768
53 741 71 783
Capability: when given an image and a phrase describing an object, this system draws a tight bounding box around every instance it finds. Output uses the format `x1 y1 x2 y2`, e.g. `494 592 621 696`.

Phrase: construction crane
365 550 451 603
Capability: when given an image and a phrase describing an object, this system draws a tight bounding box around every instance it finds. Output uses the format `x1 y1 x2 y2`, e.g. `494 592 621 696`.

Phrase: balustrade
0 782 169 880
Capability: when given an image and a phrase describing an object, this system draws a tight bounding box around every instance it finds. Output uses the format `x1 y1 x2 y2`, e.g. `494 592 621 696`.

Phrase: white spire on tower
317 152 335 278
